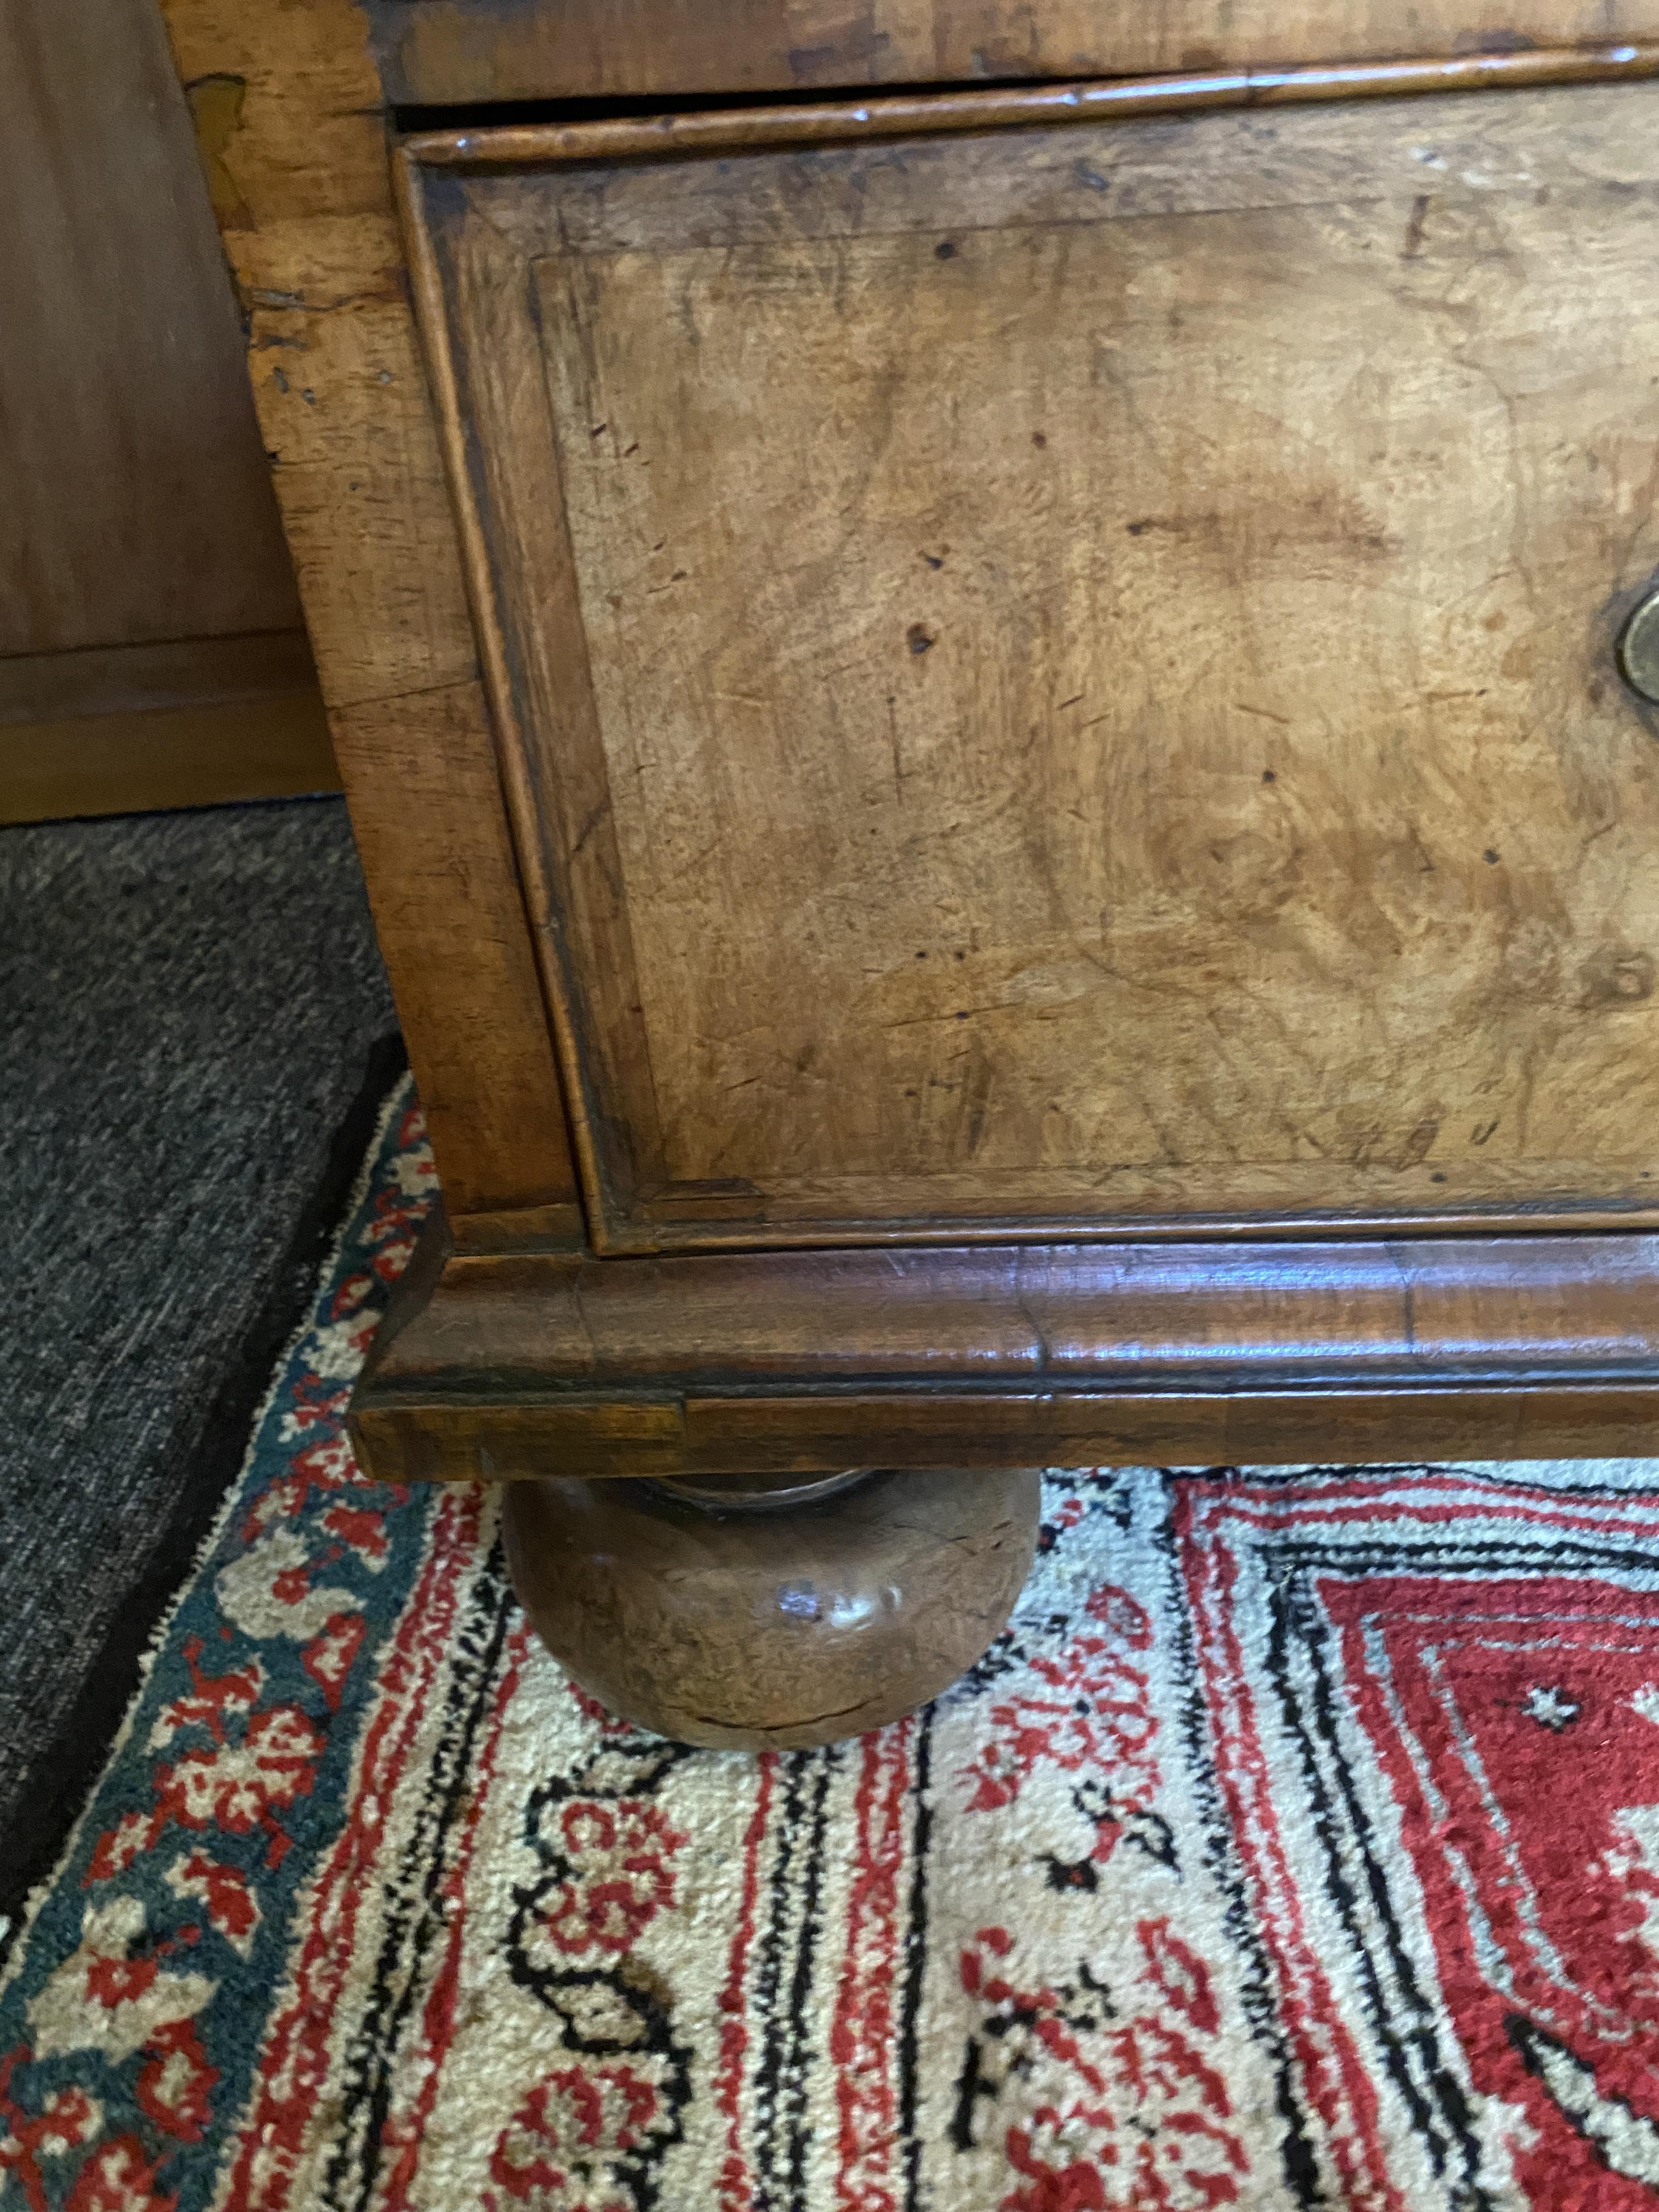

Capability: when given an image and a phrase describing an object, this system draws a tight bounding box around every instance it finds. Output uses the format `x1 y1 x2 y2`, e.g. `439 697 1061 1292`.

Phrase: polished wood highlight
351 1221 1659 1481
406 79 1659 1251
367 0 1659 109
502 1465 1041 1746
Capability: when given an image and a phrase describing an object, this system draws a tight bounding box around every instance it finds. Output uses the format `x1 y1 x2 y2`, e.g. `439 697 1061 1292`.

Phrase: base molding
0 630 339 825
347 1217 1659 1479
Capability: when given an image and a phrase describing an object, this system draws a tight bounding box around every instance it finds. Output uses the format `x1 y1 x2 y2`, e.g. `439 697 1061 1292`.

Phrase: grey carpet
0 797 399 1904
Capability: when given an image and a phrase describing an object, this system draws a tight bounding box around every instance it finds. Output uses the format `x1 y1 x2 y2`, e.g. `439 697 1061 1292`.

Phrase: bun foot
501 1465 1042 1749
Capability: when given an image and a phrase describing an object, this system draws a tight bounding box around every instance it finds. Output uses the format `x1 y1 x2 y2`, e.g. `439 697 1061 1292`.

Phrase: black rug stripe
0 1030 405 1942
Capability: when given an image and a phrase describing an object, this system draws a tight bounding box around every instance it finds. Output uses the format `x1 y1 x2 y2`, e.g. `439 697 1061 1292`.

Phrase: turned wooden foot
500 1466 1042 1749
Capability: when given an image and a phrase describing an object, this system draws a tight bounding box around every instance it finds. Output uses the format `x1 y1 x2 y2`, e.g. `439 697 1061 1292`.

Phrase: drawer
366 0 1659 105
401 71 1659 1253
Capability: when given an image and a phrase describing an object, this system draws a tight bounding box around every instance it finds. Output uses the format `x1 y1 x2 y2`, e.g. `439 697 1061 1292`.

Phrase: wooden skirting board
0 628 340 824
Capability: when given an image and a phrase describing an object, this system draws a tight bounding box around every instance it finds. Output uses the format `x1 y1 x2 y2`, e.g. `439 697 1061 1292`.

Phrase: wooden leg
500 1466 1042 1750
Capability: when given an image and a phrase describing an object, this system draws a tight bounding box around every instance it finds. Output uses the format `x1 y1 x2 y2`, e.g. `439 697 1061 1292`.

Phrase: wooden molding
0 627 337 822
0 671 340 826
350 1218 1659 1479
0 628 319 726
404 42 1659 170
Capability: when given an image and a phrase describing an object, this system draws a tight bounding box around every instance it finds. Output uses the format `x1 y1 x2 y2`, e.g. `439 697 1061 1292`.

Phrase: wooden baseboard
0 629 342 823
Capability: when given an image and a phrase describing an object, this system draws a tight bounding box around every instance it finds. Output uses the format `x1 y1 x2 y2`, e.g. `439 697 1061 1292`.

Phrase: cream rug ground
4 1082 1659 2212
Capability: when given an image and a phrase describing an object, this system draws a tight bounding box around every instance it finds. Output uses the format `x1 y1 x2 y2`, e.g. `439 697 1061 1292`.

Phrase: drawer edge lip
397 42 1659 172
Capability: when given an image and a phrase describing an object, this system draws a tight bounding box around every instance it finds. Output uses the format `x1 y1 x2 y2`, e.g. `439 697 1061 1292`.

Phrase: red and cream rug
4 1084 1659 2212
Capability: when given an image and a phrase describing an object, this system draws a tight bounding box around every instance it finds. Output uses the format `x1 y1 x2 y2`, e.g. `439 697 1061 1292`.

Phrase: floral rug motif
5 1084 1659 2210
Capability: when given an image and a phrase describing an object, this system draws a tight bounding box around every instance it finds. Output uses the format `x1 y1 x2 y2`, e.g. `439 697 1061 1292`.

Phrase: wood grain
330 680 583 1229
366 0 1659 108
156 0 581 1230
157 0 470 713
410 80 1659 1249
0 0 302 661
350 1223 1659 1480
365 1233 1659 1390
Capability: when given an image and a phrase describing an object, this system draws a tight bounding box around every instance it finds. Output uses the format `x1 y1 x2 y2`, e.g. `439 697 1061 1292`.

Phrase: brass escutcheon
1620 588 1659 706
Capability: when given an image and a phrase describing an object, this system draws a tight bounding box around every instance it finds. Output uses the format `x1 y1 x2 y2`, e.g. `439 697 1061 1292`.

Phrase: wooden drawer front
406 79 1659 1253
367 1 1659 106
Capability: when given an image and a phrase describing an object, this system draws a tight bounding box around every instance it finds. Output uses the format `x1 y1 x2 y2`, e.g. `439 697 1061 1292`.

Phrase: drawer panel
406 78 1659 1250
368 1 1659 107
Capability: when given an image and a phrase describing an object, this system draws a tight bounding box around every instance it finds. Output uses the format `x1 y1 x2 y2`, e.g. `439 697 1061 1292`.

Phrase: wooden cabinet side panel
156 0 582 1233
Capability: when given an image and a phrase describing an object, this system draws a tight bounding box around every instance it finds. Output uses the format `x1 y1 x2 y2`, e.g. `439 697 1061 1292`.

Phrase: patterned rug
5 1085 1659 2212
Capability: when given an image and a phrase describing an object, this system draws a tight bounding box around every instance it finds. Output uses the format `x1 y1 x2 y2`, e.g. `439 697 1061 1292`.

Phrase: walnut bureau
161 0 1659 1745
